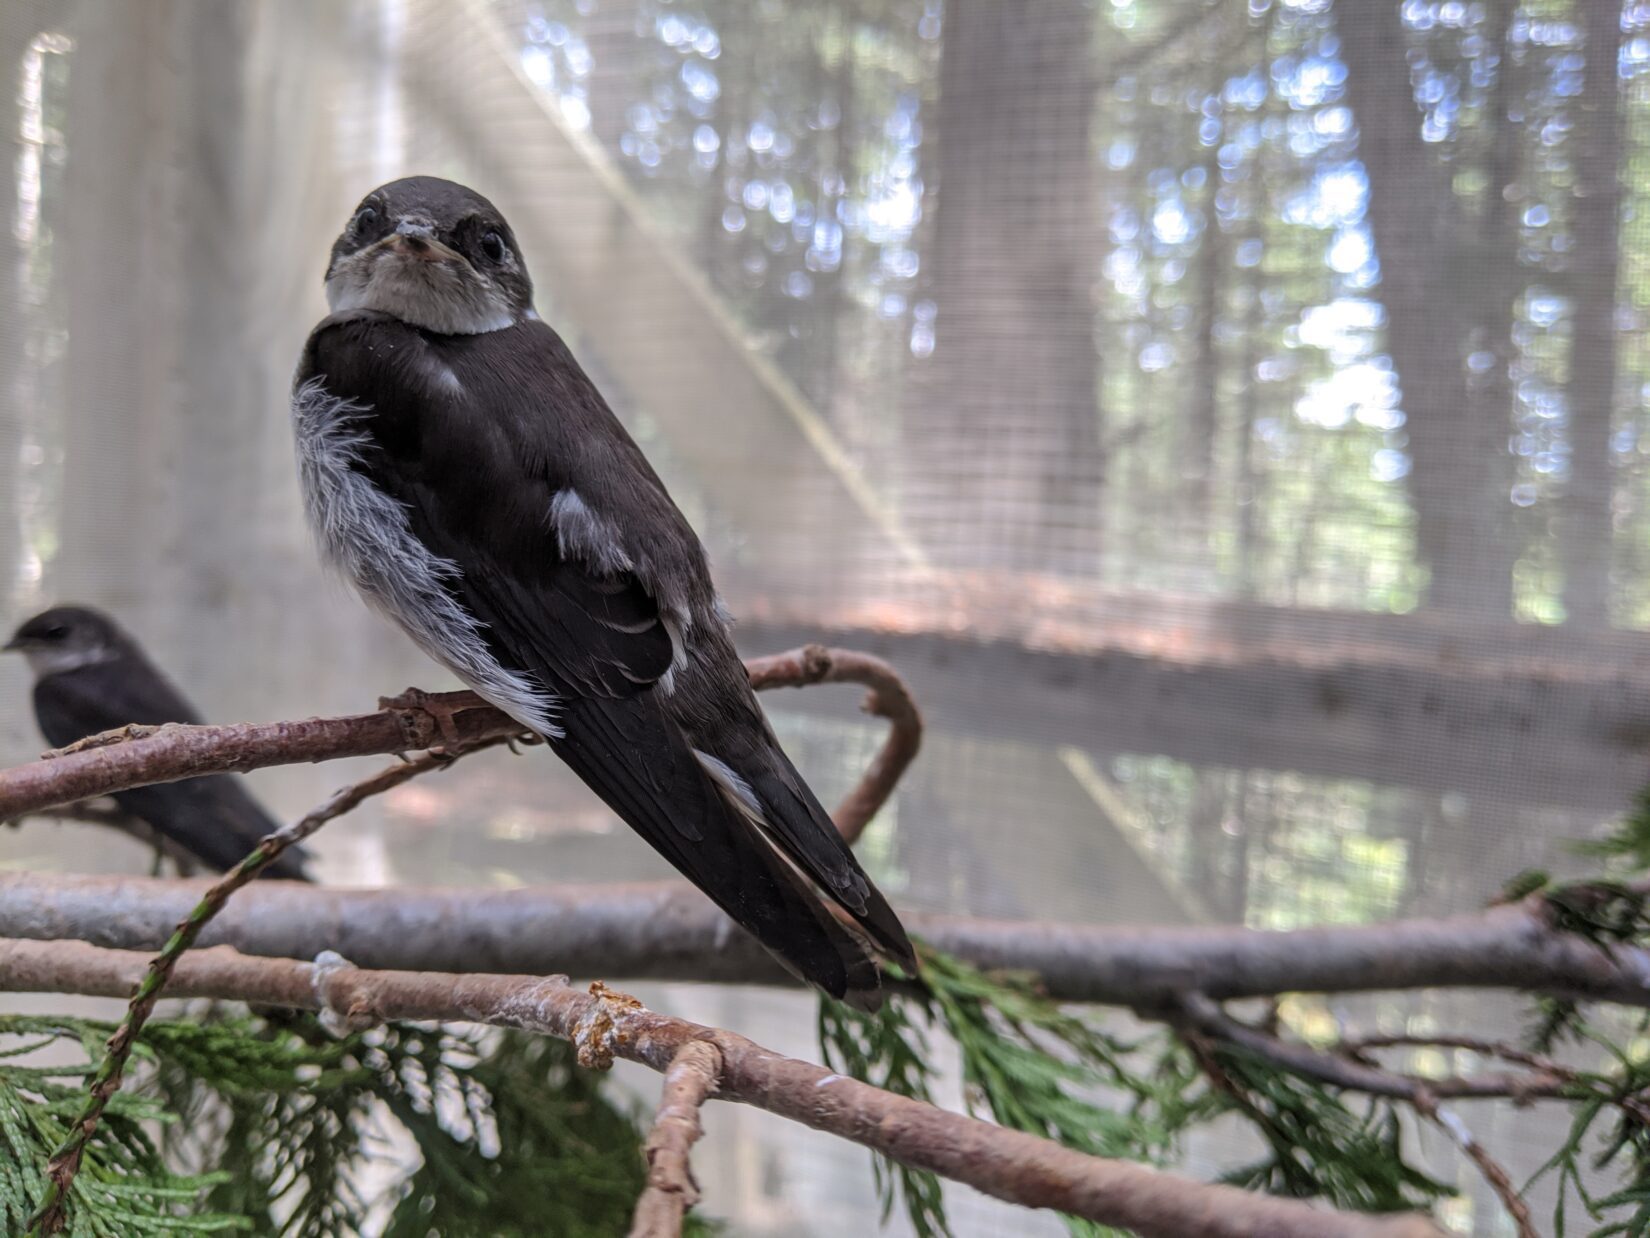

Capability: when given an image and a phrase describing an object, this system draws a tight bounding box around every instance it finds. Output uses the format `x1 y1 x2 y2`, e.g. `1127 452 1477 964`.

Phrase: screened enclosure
1 0 1648 1233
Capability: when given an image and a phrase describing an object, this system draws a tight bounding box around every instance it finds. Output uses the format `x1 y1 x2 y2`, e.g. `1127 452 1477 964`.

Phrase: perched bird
292 176 913 1006
4 605 310 880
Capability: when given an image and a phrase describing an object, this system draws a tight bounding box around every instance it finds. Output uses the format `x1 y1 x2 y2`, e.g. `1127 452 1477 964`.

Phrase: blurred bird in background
4 605 310 880
291 176 912 1006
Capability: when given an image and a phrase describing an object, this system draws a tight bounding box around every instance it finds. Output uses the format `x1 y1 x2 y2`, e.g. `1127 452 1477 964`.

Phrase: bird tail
547 695 889 1008
113 777 313 882
718 734 918 978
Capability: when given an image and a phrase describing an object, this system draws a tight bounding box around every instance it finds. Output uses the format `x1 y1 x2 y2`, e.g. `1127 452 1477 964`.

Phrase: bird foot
42 722 167 759
378 687 478 749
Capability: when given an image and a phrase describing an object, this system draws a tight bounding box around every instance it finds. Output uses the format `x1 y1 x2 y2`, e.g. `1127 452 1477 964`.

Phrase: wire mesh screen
0 0 1647 1233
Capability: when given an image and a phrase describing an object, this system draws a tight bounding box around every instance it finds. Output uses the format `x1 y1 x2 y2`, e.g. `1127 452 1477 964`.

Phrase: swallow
291 177 913 1005
5 605 309 879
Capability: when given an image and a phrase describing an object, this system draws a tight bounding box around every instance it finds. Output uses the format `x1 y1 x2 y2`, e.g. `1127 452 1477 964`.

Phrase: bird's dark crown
5 604 128 654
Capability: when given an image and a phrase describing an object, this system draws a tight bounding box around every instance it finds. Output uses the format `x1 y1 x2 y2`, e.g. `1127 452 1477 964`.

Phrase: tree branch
1175 995 1546 1238
746 644 920 843
4 646 912 1230
1179 997 1650 1126
0 645 919 844
628 1039 722 1238
1409 1090 1536 1238
8 873 1650 1008
0 937 1441 1238
0 695 517 823
24 735 513 1235
1174 994 1556 1104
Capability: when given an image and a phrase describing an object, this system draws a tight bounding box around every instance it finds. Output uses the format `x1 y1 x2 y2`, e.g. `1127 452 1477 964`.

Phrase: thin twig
739 644 922 842
1410 1090 1537 1238
1342 1033 1571 1076
1180 996 1650 1130
13 799 130 829
0 938 1442 1238
23 734 513 1235
1175 994 1561 1102
1340 1032 1650 1129
13 648 912 1230
10 801 201 875
1177 995 1538 1237
628 1039 723 1238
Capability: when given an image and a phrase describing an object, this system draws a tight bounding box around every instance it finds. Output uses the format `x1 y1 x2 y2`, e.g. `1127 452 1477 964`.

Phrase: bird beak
383 219 463 264
1 637 23 653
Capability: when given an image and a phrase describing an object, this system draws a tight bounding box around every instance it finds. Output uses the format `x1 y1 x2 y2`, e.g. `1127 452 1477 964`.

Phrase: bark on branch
0 937 1441 1238
0 645 918 841
7 872 1648 1008
1 645 913 1230
745 644 921 843
628 1039 722 1238
1175 995 1542 1237
23 737 511 1235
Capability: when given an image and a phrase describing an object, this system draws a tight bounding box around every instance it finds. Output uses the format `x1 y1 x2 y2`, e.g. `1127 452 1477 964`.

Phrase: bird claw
42 722 166 759
378 687 470 749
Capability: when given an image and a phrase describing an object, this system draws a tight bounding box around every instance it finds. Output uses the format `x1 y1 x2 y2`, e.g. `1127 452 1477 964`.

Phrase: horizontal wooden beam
738 614 1650 815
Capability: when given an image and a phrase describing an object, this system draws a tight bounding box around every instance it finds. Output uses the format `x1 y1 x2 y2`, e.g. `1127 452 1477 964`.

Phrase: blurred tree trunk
1235 272 1263 597
778 7 847 414
585 0 640 155
904 0 1102 576
1338 1 1516 619
810 8 853 418
0 8 42 612
55 0 173 616
53 0 282 690
1562 0 1624 628
1187 769 1242 921
1186 121 1224 551
1465 0 1525 604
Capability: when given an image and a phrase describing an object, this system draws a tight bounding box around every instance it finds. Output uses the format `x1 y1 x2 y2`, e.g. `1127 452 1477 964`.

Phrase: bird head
3 605 126 676
323 176 534 335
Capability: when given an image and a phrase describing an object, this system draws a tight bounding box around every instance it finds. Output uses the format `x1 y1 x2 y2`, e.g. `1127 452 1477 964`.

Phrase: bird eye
480 230 506 262
352 205 379 233
42 624 69 641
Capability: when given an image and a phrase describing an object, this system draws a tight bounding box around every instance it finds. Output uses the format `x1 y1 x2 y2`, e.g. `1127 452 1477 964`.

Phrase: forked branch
0 937 1442 1238
629 1039 723 1238
0 645 916 841
7 646 915 1232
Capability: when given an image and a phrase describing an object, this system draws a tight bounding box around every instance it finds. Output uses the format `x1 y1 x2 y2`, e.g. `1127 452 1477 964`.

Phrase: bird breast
290 375 561 737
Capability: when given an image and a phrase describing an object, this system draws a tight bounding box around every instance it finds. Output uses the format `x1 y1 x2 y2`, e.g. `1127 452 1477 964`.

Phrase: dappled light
1 0 1650 1233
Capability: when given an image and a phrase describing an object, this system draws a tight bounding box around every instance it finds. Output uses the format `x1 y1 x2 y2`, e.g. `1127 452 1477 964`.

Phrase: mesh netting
1 1 1647 1231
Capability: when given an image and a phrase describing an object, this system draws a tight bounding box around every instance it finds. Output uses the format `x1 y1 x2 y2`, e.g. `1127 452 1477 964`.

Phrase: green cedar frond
0 1014 242 1236
2 1010 720 1237
1575 788 1650 873
1208 1044 1451 1213
818 945 1208 1238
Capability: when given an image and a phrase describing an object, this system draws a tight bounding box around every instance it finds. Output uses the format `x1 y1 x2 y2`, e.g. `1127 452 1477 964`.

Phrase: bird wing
299 312 885 1001
108 778 307 880
32 664 308 880
707 718 916 972
31 654 205 737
